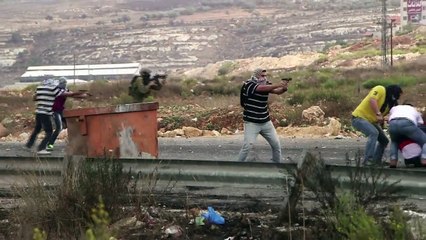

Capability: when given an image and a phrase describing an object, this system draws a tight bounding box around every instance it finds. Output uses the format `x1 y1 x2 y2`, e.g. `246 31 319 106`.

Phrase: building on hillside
20 63 141 82
400 0 426 26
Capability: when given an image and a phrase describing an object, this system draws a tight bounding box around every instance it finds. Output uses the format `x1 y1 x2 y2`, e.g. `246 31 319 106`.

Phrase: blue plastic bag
201 206 225 225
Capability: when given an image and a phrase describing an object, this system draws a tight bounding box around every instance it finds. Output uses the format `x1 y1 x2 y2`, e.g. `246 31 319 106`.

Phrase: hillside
0 0 399 87
1 0 426 142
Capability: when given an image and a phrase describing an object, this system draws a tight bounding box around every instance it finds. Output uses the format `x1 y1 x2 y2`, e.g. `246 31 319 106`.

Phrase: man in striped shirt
238 69 289 163
25 79 84 154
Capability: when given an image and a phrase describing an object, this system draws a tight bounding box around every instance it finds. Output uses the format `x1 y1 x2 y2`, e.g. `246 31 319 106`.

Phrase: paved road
1 136 426 212
0 135 381 165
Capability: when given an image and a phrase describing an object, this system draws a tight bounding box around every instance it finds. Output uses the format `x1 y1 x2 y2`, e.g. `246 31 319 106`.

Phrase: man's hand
376 113 384 124
271 80 288 94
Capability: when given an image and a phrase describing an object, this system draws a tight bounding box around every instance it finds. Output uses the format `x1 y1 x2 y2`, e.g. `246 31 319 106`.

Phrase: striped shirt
34 84 64 115
242 78 270 123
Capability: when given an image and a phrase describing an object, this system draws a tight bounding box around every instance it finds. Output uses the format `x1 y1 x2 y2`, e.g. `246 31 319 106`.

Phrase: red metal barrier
63 102 159 158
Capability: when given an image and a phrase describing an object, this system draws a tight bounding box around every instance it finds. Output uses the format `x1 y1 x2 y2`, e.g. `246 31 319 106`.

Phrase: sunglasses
261 74 267 77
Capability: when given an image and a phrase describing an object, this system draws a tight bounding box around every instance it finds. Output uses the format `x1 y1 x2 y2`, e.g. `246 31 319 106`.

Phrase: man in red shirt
46 77 87 151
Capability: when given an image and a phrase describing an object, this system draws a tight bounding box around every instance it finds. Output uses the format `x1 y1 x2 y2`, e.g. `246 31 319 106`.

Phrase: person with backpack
387 104 426 168
238 68 289 163
351 85 403 165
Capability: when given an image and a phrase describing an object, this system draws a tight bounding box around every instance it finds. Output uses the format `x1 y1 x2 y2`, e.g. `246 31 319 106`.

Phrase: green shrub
362 75 417 89
218 61 237 76
307 89 345 104
160 115 185 130
338 48 381 60
321 78 339 89
281 107 304 125
287 93 305 106
12 157 131 238
208 82 240 95
85 197 116 240
317 69 336 83
385 205 412 240
313 54 329 65
114 92 135 104
180 78 198 97
333 193 384 240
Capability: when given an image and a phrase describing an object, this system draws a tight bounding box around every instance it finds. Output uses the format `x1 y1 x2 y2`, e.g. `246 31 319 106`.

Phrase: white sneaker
37 149 51 155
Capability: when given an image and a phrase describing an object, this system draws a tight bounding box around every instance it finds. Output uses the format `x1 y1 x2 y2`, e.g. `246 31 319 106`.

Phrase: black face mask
380 85 402 113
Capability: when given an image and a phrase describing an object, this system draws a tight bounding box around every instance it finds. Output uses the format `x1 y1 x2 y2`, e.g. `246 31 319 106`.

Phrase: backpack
240 81 249 107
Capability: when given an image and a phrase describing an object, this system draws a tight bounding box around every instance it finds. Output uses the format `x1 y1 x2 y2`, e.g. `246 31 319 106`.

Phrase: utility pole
390 19 395 67
381 0 388 67
73 53 76 86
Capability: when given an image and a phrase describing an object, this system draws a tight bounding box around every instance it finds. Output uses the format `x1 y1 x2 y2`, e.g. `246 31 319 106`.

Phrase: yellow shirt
352 85 387 123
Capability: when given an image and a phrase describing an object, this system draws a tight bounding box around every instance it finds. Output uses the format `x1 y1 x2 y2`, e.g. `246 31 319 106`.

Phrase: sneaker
46 144 54 151
363 160 381 167
37 149 51 155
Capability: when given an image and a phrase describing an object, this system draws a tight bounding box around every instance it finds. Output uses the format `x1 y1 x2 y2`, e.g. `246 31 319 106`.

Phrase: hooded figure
58 76 67 89
380 84 403 113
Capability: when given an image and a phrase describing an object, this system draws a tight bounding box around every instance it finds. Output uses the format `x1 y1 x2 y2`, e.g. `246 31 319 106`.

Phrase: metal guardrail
0 156 426 196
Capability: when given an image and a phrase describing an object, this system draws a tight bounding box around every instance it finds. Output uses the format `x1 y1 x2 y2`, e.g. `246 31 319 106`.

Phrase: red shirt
52 92 67 112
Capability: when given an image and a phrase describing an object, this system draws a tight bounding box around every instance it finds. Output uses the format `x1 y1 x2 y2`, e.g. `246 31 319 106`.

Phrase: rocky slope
0 0 396 86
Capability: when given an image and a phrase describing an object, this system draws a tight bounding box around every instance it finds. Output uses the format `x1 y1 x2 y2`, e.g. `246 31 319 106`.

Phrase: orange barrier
64 102 159 158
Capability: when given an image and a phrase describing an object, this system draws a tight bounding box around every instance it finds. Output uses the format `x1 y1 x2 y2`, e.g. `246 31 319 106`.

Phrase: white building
400 0 426 25
20 63 141 82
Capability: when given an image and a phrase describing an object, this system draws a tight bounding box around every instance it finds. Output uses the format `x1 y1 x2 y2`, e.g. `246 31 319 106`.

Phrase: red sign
407 0 422 22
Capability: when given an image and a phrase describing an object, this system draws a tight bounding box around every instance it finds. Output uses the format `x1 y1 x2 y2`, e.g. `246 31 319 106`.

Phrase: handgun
281 77 292 81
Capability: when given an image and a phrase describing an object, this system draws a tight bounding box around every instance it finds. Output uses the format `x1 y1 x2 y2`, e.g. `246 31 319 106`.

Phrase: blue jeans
49 111 64 146
388 118 426 160
238 121 282 162
352 117 389 163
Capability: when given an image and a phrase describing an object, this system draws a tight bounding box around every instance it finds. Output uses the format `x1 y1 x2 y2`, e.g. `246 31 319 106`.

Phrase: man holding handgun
238 68 289 163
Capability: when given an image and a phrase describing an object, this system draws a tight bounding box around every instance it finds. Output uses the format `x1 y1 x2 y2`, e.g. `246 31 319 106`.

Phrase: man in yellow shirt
352 85 403 165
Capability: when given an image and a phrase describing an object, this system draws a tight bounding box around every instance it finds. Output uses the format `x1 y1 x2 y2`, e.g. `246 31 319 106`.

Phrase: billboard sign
407 0 422 22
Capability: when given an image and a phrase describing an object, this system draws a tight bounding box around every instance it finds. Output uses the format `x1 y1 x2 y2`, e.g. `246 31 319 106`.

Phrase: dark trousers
26 113 53 151
49 111 64 146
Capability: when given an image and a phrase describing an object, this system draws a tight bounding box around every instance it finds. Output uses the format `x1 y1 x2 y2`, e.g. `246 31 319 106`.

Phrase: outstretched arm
61 91 88 98
255 81 287 93
271 81 289 95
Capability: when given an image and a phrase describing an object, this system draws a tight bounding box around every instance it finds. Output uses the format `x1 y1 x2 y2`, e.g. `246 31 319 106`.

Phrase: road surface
0 135 390 165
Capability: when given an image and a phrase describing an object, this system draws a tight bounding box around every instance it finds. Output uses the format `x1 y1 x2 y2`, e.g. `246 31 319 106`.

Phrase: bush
286 93 305 106
362 75 418 89
114 92 134 104
159 115 185 130
218 61 237 76
12 157 131 238
180 78 198 98
332 193 383 240
307 89 345 104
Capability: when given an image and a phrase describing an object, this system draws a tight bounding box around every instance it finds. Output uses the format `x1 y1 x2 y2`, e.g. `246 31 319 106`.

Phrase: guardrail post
278 152 321 224
62 155 86 190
